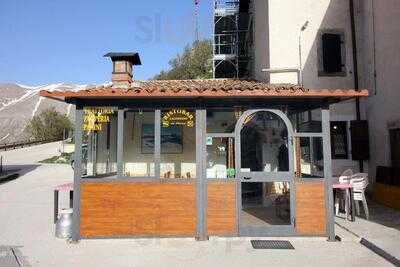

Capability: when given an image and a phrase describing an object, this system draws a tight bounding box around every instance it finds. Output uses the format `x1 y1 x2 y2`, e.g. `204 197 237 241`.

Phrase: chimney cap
104 52 142 65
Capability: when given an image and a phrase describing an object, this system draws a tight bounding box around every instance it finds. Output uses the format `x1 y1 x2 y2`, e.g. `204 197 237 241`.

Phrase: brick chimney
104 52 142 86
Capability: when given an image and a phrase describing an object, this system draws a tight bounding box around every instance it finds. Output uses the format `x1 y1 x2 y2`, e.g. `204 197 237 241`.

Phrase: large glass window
293 108 323 133
241 182 291 226
241 111 289 172
123 110 155 177
160 109 196 179
206 137 235 179
80 107 199 179
296 137 324 178
206 108 239 179
82 107 118 177
207 109 239 133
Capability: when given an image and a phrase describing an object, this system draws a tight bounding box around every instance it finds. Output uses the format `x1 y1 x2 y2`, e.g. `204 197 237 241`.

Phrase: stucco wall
358 0 400 181
253 0 270 81
251 0 363 175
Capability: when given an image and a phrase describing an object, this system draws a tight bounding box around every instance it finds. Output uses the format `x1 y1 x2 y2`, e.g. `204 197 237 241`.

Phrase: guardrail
0 139 56 151
0 155 3 175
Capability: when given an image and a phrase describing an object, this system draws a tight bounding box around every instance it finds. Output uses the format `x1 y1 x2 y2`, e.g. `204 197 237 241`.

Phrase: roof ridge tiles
38 79 368 99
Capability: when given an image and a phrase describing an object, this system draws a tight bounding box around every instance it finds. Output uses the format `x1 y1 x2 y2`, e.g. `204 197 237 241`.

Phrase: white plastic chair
335 169 353 216
350 173 370 220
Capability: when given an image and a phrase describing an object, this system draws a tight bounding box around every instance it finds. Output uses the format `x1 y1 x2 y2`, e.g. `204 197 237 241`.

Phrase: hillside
0 83 87 143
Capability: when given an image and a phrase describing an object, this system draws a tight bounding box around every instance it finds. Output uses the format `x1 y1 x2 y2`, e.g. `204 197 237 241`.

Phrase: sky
0 0 213 86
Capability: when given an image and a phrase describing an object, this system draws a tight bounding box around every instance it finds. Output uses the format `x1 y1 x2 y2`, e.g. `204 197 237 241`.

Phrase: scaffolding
213 0 251 79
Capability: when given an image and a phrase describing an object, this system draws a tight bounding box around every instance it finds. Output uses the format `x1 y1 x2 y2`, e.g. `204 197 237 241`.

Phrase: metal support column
322 108 335 242
117 108 124 178
195 110 207 241
72 107 83 242
155 110 161 178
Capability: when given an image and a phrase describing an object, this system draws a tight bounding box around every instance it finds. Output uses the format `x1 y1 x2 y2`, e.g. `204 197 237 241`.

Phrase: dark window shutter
390 129 400 168
350 120 370 160
322 33 342 73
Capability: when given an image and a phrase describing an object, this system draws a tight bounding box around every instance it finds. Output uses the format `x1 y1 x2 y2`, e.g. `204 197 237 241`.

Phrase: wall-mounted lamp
301 21 310 32
299 20 310 87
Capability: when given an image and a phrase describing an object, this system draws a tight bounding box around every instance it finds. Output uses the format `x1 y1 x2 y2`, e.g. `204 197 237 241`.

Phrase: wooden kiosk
40 53 368 241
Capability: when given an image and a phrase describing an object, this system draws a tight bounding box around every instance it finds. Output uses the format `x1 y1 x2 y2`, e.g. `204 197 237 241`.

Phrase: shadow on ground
336 198 400 231
0 246 31 267
367 200 400 231
0 164 40 185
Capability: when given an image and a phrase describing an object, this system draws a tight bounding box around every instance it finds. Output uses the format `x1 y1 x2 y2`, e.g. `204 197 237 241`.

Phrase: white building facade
249 0 365 177
213 0 400 185
357 0 400 181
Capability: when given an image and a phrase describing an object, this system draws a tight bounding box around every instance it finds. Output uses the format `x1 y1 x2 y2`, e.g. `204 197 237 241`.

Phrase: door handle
243 177 252 180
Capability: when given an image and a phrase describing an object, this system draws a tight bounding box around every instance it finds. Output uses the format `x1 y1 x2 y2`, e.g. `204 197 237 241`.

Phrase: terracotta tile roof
39 79 369 100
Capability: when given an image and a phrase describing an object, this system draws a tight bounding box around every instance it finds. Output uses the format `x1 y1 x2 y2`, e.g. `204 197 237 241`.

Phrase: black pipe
349 0 364 172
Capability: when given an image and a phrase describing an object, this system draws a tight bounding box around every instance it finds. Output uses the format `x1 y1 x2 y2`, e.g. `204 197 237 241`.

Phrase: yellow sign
162 109 195 128
83 107 115 132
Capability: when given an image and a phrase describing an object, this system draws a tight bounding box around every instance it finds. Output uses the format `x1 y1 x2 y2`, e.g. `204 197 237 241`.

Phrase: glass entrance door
235 110 295 236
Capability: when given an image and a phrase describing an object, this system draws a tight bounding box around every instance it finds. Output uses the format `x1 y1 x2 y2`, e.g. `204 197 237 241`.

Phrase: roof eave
39 89 369 100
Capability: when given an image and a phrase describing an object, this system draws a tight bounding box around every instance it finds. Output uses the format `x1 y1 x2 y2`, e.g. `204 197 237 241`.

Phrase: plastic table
332 178 355 221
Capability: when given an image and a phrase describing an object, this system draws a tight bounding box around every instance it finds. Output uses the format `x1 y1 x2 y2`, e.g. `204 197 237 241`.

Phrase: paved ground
335 201 400 261
0 143 395 266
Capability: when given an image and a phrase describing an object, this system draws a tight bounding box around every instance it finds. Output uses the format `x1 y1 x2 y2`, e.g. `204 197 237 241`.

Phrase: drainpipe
349 0 364 172
371 0 378 95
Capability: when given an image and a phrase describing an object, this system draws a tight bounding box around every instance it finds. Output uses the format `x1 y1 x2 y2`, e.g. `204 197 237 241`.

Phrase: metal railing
0 139 55 151
0 155 3 175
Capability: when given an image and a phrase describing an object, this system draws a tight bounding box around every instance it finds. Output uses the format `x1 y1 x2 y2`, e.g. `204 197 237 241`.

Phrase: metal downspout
349 0 364 172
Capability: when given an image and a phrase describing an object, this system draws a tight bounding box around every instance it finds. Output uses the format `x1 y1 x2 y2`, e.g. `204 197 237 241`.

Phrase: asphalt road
0 141 63 166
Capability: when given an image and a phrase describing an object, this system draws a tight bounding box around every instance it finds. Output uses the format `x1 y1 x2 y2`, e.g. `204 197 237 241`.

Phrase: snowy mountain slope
0 83 86 143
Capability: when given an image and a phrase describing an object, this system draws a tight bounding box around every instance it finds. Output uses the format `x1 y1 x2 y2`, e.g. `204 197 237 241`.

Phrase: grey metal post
155 110 161 178
195 109 207 241
54 190 59 224
72 107 83 242
117 108 124 178
322 108 335 241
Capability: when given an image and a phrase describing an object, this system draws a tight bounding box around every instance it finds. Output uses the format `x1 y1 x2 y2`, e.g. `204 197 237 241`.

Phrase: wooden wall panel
295 181 327 235
374 183 400 210
80 181 196 237
207 180 237 236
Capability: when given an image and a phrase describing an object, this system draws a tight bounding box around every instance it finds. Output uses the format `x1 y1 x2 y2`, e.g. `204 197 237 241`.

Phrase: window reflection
207 109 238 133
241 182 291 226
82 107 118 177
241 112 289 172
298 137 324 178
123 110 155 177
206 137 235 179
161 109 196 179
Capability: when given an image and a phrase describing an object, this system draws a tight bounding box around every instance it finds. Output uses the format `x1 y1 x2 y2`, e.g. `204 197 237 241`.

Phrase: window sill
318 71 347 77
